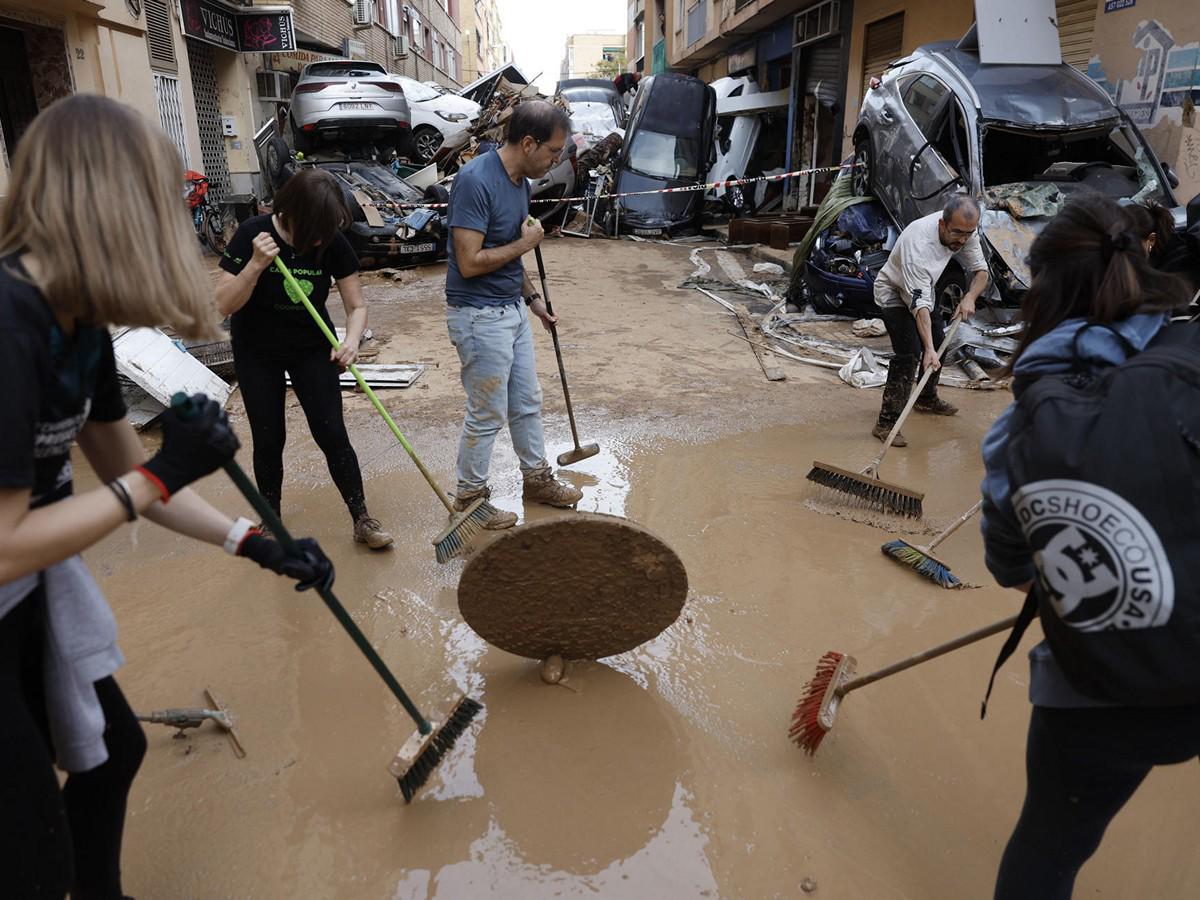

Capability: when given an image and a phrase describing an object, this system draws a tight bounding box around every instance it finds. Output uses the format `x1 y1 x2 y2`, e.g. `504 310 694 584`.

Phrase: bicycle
184 171 228 254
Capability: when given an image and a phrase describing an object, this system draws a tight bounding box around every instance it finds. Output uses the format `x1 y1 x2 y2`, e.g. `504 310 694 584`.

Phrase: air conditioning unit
352 0 374 29
392 35 410 61
255 71 291 103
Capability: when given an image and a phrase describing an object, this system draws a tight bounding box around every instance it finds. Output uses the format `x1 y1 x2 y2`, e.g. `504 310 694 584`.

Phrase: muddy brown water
77 242 1200 897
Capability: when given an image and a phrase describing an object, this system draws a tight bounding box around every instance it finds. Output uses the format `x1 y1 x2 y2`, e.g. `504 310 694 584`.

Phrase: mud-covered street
82 239 1200 898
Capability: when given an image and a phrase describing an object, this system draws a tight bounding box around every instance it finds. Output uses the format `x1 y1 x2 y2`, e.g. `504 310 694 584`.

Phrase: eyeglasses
945 225 977 239
537 139 566 161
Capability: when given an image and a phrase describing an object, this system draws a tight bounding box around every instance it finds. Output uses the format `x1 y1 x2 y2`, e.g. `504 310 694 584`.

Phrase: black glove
238 533 335 593
140 394 239 499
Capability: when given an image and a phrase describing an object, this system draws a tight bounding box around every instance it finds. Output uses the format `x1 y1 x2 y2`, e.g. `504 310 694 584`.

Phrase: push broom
273 257 495 563
532 244 599 467
881 499 983 588
789 613 1017 755
807 320 961 519
170 394 480 801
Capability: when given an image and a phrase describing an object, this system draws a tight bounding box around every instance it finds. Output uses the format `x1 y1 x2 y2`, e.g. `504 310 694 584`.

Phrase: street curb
749 244 796 275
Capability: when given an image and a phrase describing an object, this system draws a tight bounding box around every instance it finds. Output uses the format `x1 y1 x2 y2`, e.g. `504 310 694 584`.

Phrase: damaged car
609 73 717 237
851 27 1183 318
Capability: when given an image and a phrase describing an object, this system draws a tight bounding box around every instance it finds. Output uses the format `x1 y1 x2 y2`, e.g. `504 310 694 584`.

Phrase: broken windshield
625 130 701 180
980 121 1166 204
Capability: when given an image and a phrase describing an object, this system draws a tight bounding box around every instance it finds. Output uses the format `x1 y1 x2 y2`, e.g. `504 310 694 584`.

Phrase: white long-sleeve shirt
873 211 987 314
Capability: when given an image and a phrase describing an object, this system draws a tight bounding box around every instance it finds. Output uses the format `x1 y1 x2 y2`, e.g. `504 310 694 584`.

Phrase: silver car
851 34 1179 312
290 59 411 154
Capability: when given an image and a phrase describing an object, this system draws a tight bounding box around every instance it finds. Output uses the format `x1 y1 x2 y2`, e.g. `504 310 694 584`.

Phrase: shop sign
180 0 296 53
1104 0 1135 11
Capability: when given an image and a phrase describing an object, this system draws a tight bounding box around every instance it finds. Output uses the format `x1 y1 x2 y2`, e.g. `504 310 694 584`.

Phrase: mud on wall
1089 1 1200 205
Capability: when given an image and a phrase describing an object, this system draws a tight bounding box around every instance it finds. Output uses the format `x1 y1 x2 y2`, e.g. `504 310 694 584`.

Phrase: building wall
459 0 504 85
1088 0 1200 204
561 32 625 81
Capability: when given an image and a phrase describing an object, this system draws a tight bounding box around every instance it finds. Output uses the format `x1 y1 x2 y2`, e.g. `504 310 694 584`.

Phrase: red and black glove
237 533 335 593
138 393 239 501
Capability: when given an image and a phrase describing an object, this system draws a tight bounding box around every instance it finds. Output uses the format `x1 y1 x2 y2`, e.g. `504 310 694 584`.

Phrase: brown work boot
522 469 583 508
871 423 907 447
452 487 517 530
914 396 959 416
353 515 394 549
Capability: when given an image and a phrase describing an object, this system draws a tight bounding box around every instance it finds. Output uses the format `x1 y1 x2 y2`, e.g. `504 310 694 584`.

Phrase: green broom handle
272 257 454 512
169 394 432 735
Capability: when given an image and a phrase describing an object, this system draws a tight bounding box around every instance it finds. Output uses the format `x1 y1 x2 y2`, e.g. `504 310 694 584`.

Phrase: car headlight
436 111 468 122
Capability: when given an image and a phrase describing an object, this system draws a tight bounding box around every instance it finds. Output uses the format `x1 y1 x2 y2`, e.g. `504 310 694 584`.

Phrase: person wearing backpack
979 193 1197 899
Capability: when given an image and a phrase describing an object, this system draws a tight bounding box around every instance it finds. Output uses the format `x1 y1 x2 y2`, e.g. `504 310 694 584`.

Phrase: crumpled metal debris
984 182 1064 219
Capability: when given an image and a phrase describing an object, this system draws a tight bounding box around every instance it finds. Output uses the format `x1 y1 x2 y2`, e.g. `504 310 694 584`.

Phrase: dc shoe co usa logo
1012 480 1174 632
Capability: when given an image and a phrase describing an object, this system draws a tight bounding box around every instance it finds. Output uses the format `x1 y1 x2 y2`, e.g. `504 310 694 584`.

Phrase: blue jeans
446 303 549 495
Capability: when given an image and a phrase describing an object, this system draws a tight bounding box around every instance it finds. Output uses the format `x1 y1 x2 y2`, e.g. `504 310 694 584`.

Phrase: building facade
458 0 506 85
560 32 626 82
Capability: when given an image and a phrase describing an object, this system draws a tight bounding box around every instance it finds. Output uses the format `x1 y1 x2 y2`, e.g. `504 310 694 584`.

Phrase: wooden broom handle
839 614 1018 697
922 499 984 554
864 319 961 476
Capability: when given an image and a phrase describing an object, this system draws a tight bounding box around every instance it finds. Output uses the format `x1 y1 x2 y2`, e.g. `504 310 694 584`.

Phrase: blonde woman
0 95 332 899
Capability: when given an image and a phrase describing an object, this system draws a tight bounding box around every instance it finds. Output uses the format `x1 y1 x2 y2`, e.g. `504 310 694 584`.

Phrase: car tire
853 136 875 198
265 136 292 191
292 118 316 155
413 126 444 163
935 262 967 325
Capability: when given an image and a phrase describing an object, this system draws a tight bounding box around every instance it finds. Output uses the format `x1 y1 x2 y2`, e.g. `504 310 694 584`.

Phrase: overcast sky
495 0 627 94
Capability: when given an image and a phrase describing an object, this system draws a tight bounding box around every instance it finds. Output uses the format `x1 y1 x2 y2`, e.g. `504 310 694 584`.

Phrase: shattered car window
626 129 700 179
569 101 621 137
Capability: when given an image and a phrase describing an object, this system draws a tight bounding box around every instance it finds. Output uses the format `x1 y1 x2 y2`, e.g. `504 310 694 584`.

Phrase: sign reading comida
181 0 296 53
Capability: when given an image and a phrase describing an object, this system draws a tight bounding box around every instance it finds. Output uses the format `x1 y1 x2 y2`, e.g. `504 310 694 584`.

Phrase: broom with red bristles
789 614 1019 754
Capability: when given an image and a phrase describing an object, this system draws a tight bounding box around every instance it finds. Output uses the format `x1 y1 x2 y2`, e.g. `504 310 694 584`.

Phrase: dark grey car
851 36 1180 311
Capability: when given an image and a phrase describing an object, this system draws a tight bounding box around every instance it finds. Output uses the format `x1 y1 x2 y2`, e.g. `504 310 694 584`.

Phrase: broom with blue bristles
880 500 982 588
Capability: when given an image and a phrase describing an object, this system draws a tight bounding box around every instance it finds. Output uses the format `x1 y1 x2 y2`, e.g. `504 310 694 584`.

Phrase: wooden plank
733 304 786 382
352 189 385 227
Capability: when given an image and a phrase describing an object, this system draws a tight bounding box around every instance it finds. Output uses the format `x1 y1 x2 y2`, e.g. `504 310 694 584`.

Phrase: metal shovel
533 245 600 467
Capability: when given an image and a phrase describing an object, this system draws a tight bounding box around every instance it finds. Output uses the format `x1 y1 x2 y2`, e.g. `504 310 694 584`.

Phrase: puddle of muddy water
76 397 1200 899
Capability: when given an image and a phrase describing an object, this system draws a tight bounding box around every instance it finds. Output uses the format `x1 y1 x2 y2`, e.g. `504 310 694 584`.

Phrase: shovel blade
557 443 600 467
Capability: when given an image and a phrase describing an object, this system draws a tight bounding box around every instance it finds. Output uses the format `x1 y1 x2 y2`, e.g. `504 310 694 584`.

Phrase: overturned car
849 28 1183 318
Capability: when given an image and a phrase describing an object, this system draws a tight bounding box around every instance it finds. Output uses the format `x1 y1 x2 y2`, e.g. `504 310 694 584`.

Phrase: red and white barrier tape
403 162 857 211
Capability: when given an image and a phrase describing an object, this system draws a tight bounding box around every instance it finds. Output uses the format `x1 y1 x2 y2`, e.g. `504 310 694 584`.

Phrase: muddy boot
522 469 583 508
453 486 517 530
353 515 394 550
914 369 958 416
873 356 913 447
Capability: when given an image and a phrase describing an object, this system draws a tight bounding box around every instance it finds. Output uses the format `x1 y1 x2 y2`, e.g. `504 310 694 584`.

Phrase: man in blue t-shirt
445 100 584 527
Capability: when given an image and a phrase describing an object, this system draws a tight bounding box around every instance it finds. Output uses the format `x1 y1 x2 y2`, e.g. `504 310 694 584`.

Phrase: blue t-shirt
446 149 531 307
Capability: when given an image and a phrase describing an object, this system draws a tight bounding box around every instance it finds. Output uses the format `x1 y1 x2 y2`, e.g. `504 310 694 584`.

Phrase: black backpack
983 321 1200 710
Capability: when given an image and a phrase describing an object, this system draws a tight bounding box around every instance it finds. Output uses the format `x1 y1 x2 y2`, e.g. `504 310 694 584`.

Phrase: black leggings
995 703 1200 899
0 591 147 899
234 343 368 520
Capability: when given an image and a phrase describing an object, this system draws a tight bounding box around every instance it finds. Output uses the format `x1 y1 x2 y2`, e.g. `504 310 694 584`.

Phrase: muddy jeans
876 304 945 428
447 303 549 495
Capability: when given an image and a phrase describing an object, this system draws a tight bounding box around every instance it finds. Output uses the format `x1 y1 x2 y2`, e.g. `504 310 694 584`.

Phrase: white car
394 76 480 162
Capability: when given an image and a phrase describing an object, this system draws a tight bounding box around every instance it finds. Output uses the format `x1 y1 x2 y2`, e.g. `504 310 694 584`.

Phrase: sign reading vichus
180 0 295 53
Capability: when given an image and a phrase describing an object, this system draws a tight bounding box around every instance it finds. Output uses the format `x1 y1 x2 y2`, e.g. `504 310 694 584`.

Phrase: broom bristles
392 696 483 802
881 539 961 588
433 500 500 564
806 461 924 519
789 651 847 755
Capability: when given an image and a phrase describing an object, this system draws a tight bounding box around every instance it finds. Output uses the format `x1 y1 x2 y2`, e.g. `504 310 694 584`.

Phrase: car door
894 73 962 222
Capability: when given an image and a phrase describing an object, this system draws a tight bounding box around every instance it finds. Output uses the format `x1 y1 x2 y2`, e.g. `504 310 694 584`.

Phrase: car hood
932 46 1120 128
415 93 480 118
613 168 700 228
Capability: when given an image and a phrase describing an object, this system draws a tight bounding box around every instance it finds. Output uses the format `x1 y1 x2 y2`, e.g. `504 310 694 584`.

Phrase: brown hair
0 94 216 339
272 169 352 255
1121 201 1176 263
1010 194 1189 367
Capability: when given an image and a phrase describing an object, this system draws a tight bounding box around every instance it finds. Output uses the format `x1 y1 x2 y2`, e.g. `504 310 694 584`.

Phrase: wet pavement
83 240 1200 897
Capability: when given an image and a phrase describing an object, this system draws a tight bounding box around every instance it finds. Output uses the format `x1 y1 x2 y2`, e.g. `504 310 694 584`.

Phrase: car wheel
852 137 874 198
413 126 444 163
292 118 315 155
935 262 967 325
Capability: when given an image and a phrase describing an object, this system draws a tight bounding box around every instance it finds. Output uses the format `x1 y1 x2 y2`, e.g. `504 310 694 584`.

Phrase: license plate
398 242 436 254
339 102 372 110
633 228 663 236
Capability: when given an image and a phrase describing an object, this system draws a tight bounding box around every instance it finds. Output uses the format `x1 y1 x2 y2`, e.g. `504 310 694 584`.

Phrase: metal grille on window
185 38 231 198
153 73 189 169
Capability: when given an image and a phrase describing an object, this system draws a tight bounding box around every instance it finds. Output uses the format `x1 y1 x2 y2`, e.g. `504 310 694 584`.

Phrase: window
476 28 483 59
410 9 421 44
626 129 701 179
902 74 949 140
424 26 431 54
446 48 456 79
385 0 400 36
675 0 684 33
433 40 442 70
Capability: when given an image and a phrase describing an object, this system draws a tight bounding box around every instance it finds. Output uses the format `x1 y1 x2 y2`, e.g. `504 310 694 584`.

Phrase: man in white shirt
871 195 990 445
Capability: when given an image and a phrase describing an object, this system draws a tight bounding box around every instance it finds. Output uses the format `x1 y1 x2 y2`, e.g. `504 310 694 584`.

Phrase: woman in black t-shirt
216 169 393 549
0 97 333 898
